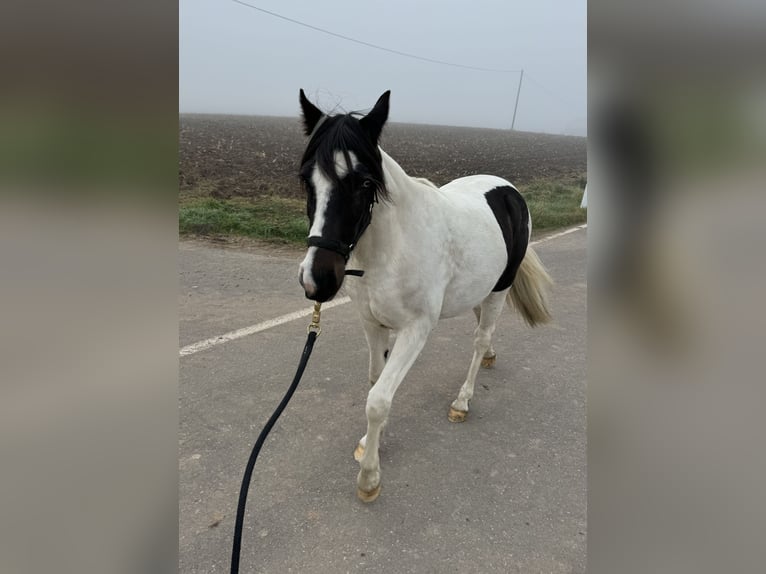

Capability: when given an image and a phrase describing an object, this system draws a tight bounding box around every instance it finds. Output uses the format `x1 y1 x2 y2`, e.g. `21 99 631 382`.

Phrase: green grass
523 180 587 232
178 179 586 244
179 196 308 243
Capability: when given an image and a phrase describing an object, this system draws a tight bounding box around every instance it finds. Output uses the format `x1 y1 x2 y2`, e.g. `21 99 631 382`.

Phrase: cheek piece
306 198 374 276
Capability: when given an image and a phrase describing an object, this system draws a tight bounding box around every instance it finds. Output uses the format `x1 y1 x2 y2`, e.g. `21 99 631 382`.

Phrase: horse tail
507 246 553 327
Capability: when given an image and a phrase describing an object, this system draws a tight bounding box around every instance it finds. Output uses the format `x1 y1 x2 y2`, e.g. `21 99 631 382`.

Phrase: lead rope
230 302 322 574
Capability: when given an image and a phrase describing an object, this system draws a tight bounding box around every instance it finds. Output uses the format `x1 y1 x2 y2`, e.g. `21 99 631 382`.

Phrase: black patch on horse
484 185 530 291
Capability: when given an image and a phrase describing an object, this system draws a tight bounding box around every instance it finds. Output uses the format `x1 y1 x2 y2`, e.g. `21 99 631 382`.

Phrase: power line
230 0 522 74
227 1 584 132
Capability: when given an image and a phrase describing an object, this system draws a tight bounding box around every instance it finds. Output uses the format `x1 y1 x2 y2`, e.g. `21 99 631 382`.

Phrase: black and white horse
297 90 553 502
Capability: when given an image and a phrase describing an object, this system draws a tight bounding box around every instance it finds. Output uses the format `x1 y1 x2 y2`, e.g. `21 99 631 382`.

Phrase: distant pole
511 69 524 130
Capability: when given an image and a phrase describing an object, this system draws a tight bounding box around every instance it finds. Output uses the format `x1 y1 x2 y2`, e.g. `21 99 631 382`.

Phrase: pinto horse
297 90 553 502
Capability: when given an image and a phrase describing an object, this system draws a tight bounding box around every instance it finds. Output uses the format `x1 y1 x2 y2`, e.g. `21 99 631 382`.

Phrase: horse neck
379 148 436 210
352 149 432 265
380 149 415 197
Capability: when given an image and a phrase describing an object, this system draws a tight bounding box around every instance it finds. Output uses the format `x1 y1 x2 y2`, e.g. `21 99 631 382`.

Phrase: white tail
507 247 553 327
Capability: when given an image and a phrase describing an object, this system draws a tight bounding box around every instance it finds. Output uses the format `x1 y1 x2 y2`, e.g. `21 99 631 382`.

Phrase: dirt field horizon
179 114 587 202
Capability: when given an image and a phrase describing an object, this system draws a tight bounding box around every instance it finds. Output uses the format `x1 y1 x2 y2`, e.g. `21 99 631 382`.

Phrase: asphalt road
179 227 586 574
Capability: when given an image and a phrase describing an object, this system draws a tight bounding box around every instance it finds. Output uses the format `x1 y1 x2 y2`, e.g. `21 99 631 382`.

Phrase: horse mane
413 177 439 189
299 114 390 203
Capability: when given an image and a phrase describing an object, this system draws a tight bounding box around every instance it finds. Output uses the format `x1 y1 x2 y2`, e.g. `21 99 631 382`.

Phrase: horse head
297 90 390 301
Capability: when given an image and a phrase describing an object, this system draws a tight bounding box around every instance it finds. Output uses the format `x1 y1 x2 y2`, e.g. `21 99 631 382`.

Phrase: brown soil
179 114 586 200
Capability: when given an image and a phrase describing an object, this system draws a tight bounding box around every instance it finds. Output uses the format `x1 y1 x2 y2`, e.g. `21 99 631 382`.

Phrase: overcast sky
180 0 586 135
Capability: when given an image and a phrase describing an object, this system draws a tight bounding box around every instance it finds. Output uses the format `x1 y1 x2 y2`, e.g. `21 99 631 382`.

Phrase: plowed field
179 114 586 200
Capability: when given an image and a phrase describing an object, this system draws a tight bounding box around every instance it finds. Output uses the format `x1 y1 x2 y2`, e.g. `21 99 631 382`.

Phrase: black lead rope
230 303 323 574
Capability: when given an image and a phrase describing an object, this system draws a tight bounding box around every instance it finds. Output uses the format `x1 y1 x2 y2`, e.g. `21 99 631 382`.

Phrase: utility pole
511 69 524 130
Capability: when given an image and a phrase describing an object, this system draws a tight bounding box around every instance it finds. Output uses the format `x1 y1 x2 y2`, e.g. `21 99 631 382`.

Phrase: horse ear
299 89 324 136
360 90 390 141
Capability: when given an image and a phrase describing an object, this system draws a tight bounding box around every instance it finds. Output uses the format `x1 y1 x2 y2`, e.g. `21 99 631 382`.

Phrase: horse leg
354 321 391 461
473 305 497 368
356 320 432 502
362 319 390 387
449 290 508 422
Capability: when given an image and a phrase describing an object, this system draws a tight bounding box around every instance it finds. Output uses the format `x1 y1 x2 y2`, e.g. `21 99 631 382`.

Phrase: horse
296 90 553 502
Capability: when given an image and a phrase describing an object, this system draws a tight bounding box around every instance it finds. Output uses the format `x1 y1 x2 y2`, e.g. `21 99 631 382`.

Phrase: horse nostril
299 269 317 296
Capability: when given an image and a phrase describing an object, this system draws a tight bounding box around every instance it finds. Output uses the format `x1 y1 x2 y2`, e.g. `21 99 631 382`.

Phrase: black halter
306 236 352 260
306 200 374 276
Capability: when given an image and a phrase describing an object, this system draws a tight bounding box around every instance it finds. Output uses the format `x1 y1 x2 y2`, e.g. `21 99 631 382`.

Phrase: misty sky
180 0 586 135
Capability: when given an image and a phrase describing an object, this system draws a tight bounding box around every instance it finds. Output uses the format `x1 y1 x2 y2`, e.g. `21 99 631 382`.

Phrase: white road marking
179 223 586 357
179 296 351 357
533 223 587 245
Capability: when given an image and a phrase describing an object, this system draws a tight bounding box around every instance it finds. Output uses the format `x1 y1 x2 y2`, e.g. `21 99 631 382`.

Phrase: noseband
306 200 374 276
303 114 380 278
306 236 353 260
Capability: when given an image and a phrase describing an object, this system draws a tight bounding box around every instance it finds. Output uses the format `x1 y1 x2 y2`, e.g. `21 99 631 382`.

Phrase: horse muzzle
299 247 346 302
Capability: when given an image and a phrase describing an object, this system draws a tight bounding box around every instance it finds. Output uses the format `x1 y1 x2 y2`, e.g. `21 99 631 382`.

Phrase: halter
306 200 374 276
304 113 379 277
307 114 327 141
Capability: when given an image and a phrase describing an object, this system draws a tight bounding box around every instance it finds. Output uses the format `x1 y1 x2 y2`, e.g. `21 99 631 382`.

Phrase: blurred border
589 1 766 573
4 0 766 572
1 2 178 573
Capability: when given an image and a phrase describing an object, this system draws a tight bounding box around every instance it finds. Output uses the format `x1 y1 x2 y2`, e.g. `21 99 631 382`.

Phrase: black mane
299 114 389 203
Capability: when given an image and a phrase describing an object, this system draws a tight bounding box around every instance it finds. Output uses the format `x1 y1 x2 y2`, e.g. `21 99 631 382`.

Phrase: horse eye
361 179 373 189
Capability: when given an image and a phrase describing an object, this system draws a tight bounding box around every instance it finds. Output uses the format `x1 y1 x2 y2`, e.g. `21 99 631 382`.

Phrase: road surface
179 226 586 573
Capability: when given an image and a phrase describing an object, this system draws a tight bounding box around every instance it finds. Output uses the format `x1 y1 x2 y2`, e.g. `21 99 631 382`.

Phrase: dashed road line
179 223 586 357
180 296 351 357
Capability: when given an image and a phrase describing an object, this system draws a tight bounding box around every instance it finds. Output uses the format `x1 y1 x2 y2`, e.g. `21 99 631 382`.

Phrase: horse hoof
481 353 496 368
353 442 365 461
357 484 381 503
448 407 468 423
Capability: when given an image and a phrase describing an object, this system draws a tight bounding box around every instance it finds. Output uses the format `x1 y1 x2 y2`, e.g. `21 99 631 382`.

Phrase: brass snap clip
307 302 322 336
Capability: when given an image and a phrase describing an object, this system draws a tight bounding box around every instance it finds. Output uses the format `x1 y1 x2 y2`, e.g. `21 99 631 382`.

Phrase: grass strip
179 196 308 243
179 180 585 244
523 180 587 230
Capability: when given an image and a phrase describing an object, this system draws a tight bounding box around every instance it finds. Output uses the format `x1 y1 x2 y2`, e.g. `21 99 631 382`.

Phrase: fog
180 0 586 135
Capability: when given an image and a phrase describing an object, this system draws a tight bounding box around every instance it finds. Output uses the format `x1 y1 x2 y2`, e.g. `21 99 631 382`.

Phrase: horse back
440 175 530 292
